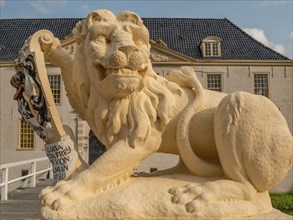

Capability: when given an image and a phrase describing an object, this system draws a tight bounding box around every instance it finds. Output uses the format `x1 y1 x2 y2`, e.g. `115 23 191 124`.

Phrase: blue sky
0 0 292 59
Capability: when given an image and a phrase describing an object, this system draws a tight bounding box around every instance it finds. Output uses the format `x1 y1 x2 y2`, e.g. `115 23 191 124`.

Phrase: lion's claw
172 195 182 203
52 197 70 211
52 199 59 211
41 192 57 206
185 201 195 213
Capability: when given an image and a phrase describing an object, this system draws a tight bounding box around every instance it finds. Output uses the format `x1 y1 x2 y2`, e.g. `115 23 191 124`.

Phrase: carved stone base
41 174 291 219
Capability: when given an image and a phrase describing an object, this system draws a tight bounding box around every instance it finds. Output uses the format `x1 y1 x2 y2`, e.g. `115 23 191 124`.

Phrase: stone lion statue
27 9 292 218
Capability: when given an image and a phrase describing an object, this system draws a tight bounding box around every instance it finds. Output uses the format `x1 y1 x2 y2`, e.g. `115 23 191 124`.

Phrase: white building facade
0 18 292 193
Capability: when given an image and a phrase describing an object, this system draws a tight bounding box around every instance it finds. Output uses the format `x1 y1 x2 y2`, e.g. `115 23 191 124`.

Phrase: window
207 74 222 92
48 75 61 104
254 74 269 98
18 119 34 150
201 36 222 57
205 44 211 56
212 43 219 56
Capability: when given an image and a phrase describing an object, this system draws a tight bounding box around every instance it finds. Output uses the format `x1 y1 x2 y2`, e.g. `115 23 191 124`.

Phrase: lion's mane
94 73 179 148
71 10 180 148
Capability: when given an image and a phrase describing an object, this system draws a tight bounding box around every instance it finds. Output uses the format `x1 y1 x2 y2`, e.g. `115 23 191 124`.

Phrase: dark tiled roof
0 18 81 61
143 18 289 60
0 18 289 61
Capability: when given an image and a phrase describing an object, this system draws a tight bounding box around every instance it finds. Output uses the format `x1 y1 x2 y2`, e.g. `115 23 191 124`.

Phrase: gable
150 41 196 63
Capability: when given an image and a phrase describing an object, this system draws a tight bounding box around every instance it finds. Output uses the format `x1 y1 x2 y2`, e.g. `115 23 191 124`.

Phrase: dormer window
201 36 222 57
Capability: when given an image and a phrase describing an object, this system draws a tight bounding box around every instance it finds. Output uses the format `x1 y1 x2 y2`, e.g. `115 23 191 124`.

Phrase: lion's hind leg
214 91 292 192
178 92 269 216
169 91 289 216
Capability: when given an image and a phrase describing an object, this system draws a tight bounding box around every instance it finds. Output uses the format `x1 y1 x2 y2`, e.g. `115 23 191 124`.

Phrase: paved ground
0 179 53 220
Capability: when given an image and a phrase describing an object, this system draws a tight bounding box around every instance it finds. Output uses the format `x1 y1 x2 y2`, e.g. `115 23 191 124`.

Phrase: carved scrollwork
65 44 75 55
150 53 169 62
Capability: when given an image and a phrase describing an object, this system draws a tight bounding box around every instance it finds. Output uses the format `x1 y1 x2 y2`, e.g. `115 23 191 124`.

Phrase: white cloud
0 0 6 8
26 0 67 15
243 28 285 55
45 0 66 6
260 1 291 6
289 32 293 42
26 0 50 14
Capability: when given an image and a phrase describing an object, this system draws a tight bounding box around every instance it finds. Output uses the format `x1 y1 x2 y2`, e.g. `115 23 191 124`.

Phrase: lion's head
71 10 181 148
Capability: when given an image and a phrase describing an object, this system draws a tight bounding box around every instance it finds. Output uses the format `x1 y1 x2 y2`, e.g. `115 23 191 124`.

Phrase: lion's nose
109 50 127 68
118 45 138 57
109 45 141 69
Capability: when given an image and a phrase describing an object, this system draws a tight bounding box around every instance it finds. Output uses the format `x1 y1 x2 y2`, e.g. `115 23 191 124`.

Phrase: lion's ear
86 10 116 26
72 10 116 44
117 11 143 26
87 11 103 26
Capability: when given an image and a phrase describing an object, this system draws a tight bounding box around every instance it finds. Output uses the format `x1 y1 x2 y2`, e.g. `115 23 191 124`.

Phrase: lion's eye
135 39 145 46
95 36 108 45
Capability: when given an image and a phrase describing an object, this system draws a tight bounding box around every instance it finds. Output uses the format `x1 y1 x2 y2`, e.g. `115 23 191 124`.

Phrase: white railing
0 157 52 201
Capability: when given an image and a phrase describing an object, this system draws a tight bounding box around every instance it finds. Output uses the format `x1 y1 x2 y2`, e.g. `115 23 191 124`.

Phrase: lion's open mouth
99 68 145 100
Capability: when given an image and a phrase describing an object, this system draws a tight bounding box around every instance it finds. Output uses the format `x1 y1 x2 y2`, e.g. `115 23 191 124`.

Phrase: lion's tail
174 67 223 177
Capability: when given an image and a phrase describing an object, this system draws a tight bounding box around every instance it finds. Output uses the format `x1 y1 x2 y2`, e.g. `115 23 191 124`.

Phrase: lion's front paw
39 179 93 211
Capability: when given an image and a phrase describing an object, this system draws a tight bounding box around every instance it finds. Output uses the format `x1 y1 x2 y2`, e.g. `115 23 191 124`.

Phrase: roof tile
0 18 289 61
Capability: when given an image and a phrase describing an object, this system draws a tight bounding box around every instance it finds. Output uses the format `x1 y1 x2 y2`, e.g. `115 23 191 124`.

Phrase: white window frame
254 74 269 98
201 36 222 58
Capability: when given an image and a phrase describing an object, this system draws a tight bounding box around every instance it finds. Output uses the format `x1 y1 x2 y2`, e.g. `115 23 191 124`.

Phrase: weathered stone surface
12 8 292 220
41 175 292 219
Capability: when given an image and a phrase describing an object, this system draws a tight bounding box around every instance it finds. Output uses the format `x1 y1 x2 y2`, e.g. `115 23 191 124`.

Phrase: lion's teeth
105 68 139 75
